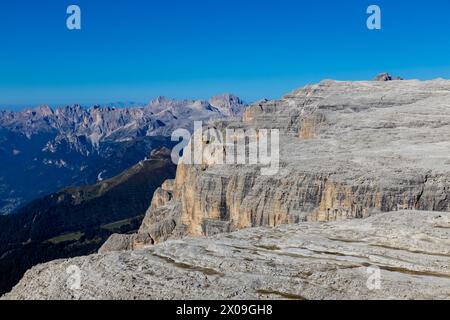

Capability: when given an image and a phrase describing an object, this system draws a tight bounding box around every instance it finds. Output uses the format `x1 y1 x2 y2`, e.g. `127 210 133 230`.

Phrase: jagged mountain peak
209 93 245 117
33 105 54 116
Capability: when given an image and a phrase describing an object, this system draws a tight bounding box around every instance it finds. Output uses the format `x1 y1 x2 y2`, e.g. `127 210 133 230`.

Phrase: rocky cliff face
5 211 450 300
102 78 450 251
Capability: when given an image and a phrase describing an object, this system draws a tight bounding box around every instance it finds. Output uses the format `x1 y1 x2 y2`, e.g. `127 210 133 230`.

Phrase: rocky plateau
4 211 450 300
104 78 450 248
5 78 450 299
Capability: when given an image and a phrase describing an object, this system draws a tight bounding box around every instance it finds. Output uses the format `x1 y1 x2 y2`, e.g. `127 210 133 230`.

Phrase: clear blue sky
1 0 449 108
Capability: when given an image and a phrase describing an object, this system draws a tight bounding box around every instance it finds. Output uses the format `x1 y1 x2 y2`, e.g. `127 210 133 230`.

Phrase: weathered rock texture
4 211 450 300
105 79 450 249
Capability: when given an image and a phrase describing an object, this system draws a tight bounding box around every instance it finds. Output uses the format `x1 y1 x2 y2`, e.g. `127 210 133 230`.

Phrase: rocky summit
5 78 450 300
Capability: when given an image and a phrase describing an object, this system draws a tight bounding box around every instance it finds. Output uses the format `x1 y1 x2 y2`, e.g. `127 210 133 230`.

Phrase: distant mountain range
0 94 246 214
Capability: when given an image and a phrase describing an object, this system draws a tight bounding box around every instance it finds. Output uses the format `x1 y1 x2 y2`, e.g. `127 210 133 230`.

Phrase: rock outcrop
4 211 450 300
373 73 403 81
102 78 450 251
99 178 180 252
